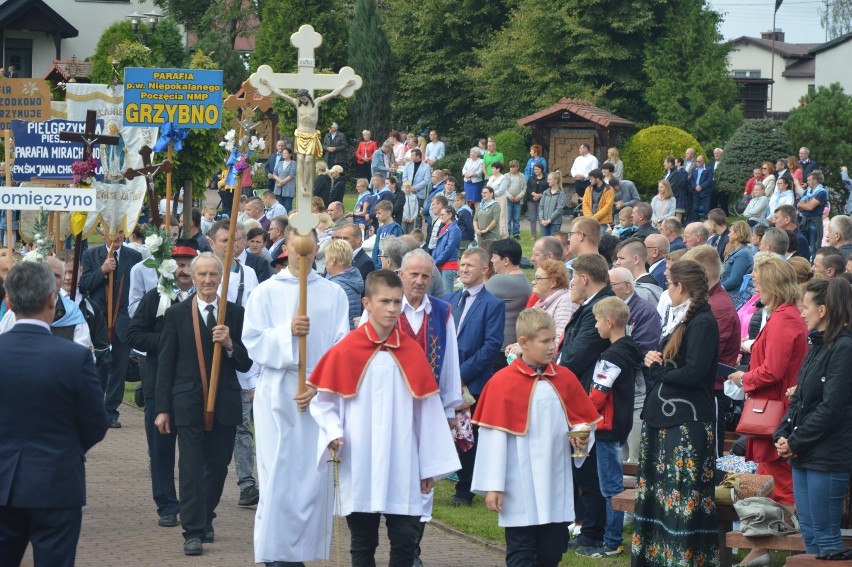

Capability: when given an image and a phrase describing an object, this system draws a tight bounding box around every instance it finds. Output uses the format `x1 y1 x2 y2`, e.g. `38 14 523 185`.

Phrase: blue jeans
596 439 625 549
792 466 849 554
234 389 256 489
441 269 457 294
802 217 822 259
144 397 179 517
540 223 561 236
507 201 522 237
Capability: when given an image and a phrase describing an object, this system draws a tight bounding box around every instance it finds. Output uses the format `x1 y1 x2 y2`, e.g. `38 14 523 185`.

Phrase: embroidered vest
397 296 451 385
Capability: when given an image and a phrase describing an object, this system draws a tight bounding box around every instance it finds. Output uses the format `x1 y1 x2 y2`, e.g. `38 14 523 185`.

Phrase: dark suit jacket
444 288 505 396
669 236 686 251
690 166 714 195
323 131 348 167
265 152 281 191
127 288 181 400
243 251 272 283
0 324 108 508
269 239 285 263
649 261 667 289
666 168 688 198
330 176 346 204
314 174 332 207
558 287 617 388
708 229 729 260
156 298 251 427
79 244 143 342
352 248 375 281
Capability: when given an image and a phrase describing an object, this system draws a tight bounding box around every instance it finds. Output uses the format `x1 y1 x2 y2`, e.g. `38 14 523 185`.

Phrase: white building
811 31 852 94
1 0 165 79
727 30 819 113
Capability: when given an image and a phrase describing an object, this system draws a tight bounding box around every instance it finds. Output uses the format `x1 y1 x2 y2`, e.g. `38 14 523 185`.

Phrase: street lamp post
125 9 164 43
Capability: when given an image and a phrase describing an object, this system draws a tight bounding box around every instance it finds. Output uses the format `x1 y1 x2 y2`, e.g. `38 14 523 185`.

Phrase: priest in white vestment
242 228 350 565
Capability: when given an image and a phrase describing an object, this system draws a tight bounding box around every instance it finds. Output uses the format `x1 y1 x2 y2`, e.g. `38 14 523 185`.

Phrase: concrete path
21 402 503 566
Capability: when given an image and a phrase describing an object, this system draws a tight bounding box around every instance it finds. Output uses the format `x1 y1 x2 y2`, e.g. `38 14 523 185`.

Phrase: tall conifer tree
348 0 393 140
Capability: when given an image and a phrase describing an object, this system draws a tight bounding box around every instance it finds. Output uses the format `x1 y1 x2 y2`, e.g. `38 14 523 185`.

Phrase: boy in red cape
308 269 460 566
471 308 602 567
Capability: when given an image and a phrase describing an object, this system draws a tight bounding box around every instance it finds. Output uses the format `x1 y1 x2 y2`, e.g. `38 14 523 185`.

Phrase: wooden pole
204 159 245 430
106 237 115 343
4 130 13 258
54 212 61 255
165 141 173 230
291 234 314 410
70 233 82 300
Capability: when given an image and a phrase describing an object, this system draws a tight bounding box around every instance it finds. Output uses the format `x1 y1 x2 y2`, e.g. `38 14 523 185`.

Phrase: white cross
248 24 362 235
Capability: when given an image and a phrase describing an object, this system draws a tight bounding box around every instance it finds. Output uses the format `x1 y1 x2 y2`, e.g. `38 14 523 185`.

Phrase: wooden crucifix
123 145 173 228
248 24 363 406
202 81 275 430
58 110 120 301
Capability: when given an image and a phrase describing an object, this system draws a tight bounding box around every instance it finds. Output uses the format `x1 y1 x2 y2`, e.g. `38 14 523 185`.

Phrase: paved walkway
21 402 503 567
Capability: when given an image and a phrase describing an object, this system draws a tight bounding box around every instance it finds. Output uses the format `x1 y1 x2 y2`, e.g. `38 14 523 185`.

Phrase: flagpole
769 11 777 112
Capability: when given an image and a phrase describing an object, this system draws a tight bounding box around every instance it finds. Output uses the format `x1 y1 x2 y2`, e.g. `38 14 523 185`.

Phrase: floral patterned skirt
632 421 719 567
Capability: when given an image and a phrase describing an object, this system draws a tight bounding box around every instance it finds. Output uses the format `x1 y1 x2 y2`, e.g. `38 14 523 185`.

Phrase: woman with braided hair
632 260 720 567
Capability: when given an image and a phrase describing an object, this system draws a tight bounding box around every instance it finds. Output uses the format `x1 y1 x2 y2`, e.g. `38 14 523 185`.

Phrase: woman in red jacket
355 129 377 181
728 255 808 567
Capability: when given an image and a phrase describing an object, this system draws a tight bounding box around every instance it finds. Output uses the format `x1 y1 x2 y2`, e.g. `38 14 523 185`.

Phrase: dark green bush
715 118 792 196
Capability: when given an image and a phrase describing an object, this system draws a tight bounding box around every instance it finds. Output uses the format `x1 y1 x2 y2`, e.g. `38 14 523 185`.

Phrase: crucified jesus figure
257 79 355 199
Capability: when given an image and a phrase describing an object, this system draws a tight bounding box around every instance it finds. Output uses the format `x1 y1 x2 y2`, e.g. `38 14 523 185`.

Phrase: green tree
89 19 186 84
622 125 705 196
784 83 852 194
347 0 393 141
714 119 792 197
152 0 256 50
251 0 347 76
643 0 742 149
471 0 675 140
383 0 513 144
145 18 187 69
89 22 139 84
194 34 247 93
820 0 852 40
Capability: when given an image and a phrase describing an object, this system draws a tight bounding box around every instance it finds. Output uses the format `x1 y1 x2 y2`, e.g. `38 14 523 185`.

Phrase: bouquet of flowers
219 129 266 191
142 225 178 316
70 157 99 186
22 210 54 264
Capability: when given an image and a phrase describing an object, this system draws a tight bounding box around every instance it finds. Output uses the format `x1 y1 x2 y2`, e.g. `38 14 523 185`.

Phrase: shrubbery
715 119 792 196
493 127 531 170
622 126 704 198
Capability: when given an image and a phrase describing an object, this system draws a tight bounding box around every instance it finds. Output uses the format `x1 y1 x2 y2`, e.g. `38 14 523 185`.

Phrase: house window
732 70 762 78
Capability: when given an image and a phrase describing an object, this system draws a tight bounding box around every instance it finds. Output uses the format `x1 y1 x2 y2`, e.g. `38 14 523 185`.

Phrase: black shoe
183 537 202 556
203 527 214 543
568 535 602 550
158 514 178 527
450 496 473 506
108 418 122 429
239 484 260 507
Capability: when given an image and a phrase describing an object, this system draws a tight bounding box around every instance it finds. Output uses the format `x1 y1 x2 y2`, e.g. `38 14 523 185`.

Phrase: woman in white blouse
462 147 486 204
488 161 509 237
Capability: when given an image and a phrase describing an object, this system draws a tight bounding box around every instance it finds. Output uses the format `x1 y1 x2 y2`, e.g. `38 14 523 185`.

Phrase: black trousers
0 505 82 567
505 522 569 567
346 512 421 567
571 442 605 543
455 398 480 502
715 390 733 457
176 423 236 539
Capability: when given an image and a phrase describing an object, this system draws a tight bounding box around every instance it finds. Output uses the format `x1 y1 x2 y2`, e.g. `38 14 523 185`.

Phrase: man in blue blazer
264 140 284 192
0 263 109 567
689 154 714 222
444 247 505 506
404 148 433 203
80 229 143 428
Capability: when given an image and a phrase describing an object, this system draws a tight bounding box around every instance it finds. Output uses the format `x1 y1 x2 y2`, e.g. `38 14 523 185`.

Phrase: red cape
308 322 439 398
473 358 602 435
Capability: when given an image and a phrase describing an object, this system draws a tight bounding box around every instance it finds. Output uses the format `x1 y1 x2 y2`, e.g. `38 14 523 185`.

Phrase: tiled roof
517 98 633 128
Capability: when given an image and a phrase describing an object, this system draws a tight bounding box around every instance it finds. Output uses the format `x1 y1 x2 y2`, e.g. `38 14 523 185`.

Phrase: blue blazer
444 288 505 396
432 222 462 267
650 261 667 289
404 160 433 200
0 324 108 508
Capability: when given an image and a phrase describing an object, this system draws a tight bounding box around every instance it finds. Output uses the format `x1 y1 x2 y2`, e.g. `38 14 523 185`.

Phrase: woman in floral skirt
633 260 720 567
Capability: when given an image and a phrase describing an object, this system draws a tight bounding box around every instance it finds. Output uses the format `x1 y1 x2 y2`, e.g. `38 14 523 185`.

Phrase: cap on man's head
271 250 289 268
172 238 200 259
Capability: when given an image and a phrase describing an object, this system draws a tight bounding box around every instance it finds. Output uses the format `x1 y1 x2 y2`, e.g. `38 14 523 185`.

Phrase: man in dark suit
322 122 348 168
444 248 505 506
155 252 252 556
265 140 284 192
334 223 374 281
689 155 714 222
127 239 199 529
0 262 109 567
189 208 213 253
557 253 616 552
236 224 273 283
80 228 143 428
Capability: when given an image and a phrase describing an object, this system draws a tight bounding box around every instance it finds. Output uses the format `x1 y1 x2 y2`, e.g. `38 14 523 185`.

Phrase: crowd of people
2 127 852 567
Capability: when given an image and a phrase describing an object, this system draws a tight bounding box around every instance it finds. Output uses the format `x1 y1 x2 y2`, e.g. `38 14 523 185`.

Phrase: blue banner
10 119 106 182
123 67 223 129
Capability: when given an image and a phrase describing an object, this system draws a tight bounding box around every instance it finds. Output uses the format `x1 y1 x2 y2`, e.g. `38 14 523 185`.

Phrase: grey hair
400 248 436 271
762 227 789 255
830 215 852 243
190 251 224 276
609 266 634 286
381 236 409 269
5 262 56 316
